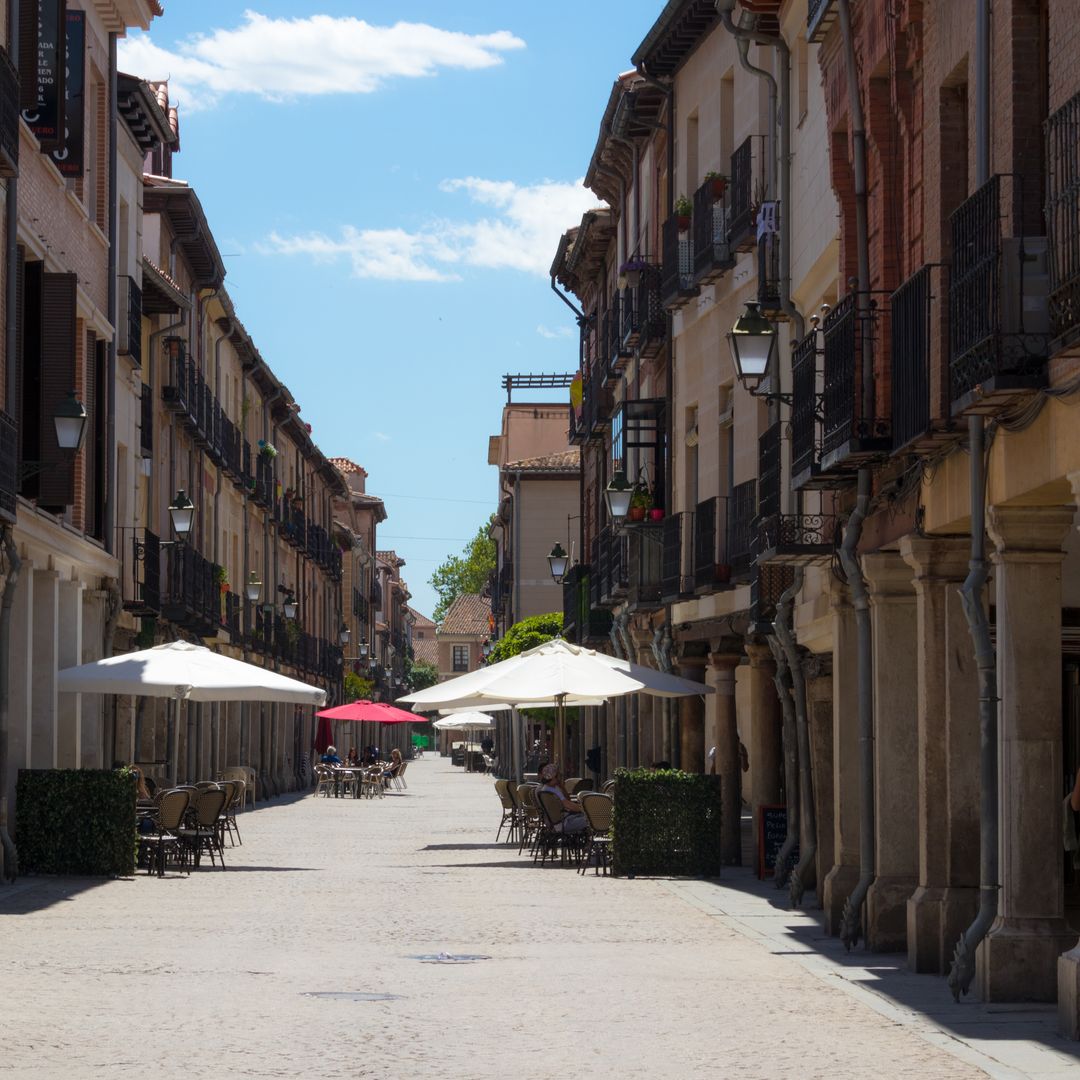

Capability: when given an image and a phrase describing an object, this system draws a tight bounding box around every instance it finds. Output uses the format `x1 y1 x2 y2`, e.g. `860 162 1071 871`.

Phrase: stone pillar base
1057 945 1080 1039
866 874 917 952
907 885 980 974
977 918 1078 1002
823 863 859 937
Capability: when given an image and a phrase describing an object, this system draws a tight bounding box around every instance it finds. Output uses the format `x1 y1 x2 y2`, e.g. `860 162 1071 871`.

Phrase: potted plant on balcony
619 257 649 289
675 195 693 231
214 566 229 593
649 506 665 522
628 484 653 523
705 171 728 199
257 439 277 460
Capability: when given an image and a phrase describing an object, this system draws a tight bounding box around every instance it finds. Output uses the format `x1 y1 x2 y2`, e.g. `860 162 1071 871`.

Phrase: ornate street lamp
54 390 89 451
358 640 369 658
604 472 633 524
245 572 263 603
281 588 298 620
339 622 351 647
547 542 569 584
167 489 195 538
727 301 778 391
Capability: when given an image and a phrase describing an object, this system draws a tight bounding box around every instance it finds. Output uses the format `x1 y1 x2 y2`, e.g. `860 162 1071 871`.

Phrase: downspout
1 0 19 882
776 567 816 907
949 0 997 998
768 633 799 888
105 34 118 555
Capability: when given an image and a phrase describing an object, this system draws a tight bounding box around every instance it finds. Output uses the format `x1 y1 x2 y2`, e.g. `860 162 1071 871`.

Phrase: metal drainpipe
776 566 816 907
949 0 996 996
513 470 522 625
105 33 118 556
768 633 799 888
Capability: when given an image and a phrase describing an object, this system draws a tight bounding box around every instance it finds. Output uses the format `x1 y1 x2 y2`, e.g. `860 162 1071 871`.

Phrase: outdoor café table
328 765 359 798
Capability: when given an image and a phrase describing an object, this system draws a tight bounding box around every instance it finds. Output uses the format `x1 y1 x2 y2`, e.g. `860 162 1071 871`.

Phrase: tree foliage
488 611 562 665
404 656 439 693
429 516 497 624
344 670 374 701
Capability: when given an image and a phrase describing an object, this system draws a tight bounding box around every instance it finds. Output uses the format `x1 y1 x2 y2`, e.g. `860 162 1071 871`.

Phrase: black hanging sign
52 9 84 178
22 0 67 151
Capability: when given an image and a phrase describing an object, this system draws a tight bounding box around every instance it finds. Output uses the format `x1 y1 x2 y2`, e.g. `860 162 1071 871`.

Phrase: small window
452 645 469 672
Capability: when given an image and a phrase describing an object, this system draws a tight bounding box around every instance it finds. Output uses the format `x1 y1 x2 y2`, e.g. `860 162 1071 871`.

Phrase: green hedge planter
611 768 722 878
16 769 137 877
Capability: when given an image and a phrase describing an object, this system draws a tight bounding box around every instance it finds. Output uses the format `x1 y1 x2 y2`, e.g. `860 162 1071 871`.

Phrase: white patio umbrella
432 712 495 730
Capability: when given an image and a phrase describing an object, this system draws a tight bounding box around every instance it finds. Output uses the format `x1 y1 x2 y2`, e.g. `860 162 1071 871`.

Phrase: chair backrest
564 777 583 795
228 778 246 809
156 788 191 831
195 788 228 827
494 779 513 809
217 779 237 808
580 792 614 833
515 783 537 811
537 789 566 826
601 779 616 795
196 781 221 791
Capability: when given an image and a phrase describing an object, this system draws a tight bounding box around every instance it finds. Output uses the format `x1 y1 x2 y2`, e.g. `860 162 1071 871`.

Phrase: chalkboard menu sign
22 0 67 150
757 804 797 879
52 9 84 178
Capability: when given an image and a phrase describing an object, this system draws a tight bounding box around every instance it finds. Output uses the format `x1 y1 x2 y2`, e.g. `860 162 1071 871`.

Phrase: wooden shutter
18 0 39 111
83 327 96 530
37 271 76 508
12 245 24 462
93 335 107 540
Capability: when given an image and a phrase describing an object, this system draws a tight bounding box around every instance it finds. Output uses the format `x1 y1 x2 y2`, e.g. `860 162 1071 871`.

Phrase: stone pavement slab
0 758 1043 1078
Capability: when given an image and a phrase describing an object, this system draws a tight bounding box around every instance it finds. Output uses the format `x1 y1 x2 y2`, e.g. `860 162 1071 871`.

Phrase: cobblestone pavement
0 758 992 1079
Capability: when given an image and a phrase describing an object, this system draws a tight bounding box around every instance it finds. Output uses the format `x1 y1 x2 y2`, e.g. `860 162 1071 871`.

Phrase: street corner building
540 0 1080 1038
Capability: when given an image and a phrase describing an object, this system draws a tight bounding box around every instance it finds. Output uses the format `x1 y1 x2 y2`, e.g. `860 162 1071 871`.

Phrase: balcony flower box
675 195 693 231
619 258 649 289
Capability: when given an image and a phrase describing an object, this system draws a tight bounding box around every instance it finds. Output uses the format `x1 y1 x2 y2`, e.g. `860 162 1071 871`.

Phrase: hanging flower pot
619 258 649 289
674 195 693 231
705 172 728 200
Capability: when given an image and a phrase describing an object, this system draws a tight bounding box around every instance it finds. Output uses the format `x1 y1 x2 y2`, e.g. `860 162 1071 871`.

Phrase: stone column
804 656 833 910
746 641 781 874
677 654 706 773
708 652 742 864
900 536 980 974
1063 481 1080 1035
977 506 1077 1002
823 587 860 936
31 569 59 768
862 552 919 952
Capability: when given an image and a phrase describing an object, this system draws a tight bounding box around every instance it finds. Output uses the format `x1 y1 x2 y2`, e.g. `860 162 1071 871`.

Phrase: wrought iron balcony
949 174 1049 413
756 513 838 565
758 422 781 520
727 479 758 580
561 564 585 643
751 563 796 633
594 526 628 607
606 296 632 375
119 276 142 365
1047 91 1080 351
757 233 782 315
660 512 693 603
661 217 697 310
251 454 275 508
692 178 735 284
627 522 664 609
820 293 891 471
0 47 19 179
807 0 837 43
161 543 225 636
693 495 732 592
0 410 15 526
891 264 947 452
581 372 613 442
119 527 161 616
621 265 666 359
728 137 759 253
139 383 153 458
791 329 821 490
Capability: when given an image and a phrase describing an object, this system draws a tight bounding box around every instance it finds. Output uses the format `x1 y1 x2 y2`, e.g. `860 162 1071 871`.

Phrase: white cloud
118 12 525 110
536 324 574 340
263 177 597 282
373 432 391 443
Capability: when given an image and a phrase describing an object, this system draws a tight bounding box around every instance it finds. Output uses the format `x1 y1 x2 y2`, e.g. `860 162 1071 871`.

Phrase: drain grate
302 991 403 1002
409 952 491 964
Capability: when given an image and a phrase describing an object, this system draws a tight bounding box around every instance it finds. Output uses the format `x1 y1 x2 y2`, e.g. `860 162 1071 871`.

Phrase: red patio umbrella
315 700 418 725
314 714 333 754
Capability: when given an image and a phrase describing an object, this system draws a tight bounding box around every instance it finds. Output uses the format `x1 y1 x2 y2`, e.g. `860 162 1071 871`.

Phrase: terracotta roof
504 448 580 473
408 607 436 629
329 457 368 476
439 593 492 637
412 637 439 668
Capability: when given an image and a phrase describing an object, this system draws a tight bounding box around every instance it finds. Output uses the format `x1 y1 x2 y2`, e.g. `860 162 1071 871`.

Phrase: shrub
611 767 722 878
16 768 137 877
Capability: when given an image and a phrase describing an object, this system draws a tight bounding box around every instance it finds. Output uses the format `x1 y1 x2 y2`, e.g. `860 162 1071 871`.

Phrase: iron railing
627 522 663 608
727 479 757 578
693 178 734 282
0 47 18 178
756 513 838 564
0 410 15 525
758 232 782 313
891 265 933 450
121 276 142 365
661 217 695 308
807 0 837 42
693 495 731 591
791 330 819 486
1047 90 1080 345
758 422 781 520
728 137 756 251
949 174 1048 403
596 525 628 606
660 512 692 602
119 527 161 615
140 383 153 457
161 543 223 635
621 264 666 357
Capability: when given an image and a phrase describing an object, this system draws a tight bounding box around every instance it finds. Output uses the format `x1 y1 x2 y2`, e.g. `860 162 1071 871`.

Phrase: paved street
0 759 1071 1079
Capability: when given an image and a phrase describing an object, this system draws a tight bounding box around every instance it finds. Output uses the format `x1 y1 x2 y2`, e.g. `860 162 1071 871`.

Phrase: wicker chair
601 779 617 795
179 788 229 869
218 779 245 846
314 765 335 798
535 789 586 867
139 788 191 877
494 779 516 843
579 792 614 875
515 783 541 855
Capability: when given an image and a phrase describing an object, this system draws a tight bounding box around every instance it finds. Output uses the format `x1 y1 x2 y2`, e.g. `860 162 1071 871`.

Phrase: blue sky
120 3 661 618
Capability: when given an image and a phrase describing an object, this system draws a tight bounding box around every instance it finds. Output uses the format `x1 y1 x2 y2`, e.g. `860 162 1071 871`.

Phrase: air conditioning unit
1000 237 1050 337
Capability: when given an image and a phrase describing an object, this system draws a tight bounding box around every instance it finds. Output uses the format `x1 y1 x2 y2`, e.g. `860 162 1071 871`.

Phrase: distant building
437 593 491 681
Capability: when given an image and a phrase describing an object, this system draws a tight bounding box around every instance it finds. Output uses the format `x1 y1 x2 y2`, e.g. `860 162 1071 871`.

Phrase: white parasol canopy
56 640 327 706
397 637 711 712
432 711 496 731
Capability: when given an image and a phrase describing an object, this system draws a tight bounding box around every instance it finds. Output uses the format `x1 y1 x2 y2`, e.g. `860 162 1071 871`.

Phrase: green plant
16 768 138 876
134 616 156 649
214 566 229 587
674 194 693 218
344 670 374 701
611 767 722 878
704 170 724 181
629 485 653 511
487 611 562 665
285 620 300 647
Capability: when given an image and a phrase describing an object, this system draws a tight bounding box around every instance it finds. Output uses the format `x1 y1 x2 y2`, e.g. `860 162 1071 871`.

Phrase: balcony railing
606 296 631 373
620 264 666 358
751 563 796 631
1047 90 1080 348
0 410 15 526
791 330 820 489
118 527 160 615
661 217 696 310
162 543 224 636
727 479 757 579
807 0 837 42
595 526 628 607
820 293 891 471
728 137 758 252
757 232 782 314
949 174 1049 411
0 47 19 178
692 178 734 284
139 383 153 457
119 276 142 364
756 513 838 565
758 422 781 520
561 564 585 643
693 495 731 592
627 522 663 609
251 453 275 507
660 512 693 602
891 265 934 451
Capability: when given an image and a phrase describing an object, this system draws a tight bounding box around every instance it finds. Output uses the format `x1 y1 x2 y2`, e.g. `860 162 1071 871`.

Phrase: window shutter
38 271 76 508
18 1 39 111
12 245 24 471
83 327 96 529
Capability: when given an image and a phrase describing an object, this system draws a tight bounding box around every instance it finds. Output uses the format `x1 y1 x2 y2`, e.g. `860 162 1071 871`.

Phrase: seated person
480 734 494 756
383 748 403 785
320 745 343 765
346 746 360 766
538 763 587 834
